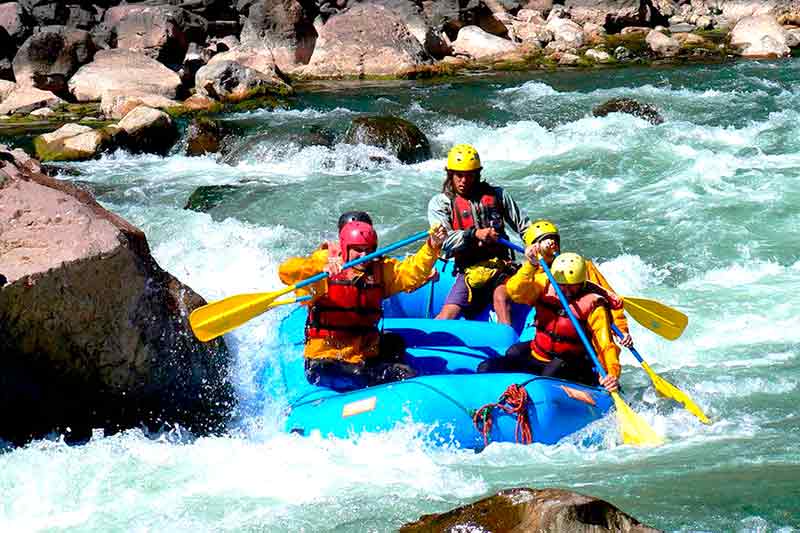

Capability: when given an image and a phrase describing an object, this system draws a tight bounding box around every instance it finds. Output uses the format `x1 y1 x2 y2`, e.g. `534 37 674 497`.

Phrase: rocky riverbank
1 1 800 156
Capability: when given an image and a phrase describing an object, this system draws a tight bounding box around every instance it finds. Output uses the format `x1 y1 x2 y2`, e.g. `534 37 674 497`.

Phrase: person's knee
436 304 461 320
493 284 509 304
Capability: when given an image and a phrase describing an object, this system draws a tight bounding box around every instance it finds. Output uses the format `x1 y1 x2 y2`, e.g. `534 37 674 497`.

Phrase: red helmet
339 221 378 258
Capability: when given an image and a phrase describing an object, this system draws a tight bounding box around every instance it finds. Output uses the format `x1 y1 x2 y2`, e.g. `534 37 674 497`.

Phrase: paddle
623 296 687 341
498 239 687 341
610 323 710 424
190 230 431 342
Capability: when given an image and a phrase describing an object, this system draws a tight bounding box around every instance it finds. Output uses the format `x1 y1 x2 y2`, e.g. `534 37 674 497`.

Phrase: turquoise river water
2 59 800 532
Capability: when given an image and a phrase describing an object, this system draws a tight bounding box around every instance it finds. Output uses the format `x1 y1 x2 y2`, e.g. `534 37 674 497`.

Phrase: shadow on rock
0 145 235 446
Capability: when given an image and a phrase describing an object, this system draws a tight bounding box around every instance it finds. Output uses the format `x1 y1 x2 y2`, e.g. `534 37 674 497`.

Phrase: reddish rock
109 5 207 66
68 49 182 102
301 4 430 78
240 0 317 71
401 488 662 533
0 146 234 445
0 2 28 45
100 92 179 120
183 93 218 111
0 84 63 115
12 25 95 94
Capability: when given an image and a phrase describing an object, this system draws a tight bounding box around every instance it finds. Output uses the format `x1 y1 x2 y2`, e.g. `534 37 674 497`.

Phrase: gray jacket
427 184 531 262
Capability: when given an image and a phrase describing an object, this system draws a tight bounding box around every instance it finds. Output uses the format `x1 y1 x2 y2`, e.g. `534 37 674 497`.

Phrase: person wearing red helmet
279 217 447 391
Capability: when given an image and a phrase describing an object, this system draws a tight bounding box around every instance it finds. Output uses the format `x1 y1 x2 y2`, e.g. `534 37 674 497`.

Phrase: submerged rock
401 487 662 532
184 184 241 212
221 128 335 165
186 116 227 156
0 146 235 446
593 97 664 125
343 115 430 164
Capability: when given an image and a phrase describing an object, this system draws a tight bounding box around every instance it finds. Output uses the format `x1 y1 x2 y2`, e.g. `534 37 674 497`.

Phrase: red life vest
530 283 608 362
305 265 384 340
450 184 509 269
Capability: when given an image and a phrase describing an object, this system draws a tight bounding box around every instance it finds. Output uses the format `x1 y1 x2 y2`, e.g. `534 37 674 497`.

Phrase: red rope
472 384 533 447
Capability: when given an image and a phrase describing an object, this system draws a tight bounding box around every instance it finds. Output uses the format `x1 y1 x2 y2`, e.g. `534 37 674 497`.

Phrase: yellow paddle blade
641 362 711 425
623 296 688 341
189 285 296 342
611 391 664 446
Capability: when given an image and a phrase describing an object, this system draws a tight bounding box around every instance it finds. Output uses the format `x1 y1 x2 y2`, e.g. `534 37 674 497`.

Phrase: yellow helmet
551 252 587 285
446 144 482 172
524 219 560 247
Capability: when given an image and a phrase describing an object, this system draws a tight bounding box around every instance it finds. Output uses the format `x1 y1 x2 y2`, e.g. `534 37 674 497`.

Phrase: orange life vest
450 184 510 270
305 265 384 340
530 283 608 362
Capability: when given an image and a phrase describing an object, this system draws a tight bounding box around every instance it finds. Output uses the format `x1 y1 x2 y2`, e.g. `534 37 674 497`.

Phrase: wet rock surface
401 487 663 533
593 97 664 125
0 145 235 445
343 115 431 164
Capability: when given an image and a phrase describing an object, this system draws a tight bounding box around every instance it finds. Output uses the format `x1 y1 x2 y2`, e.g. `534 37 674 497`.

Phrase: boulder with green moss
344 115 431 164
33 123 118 161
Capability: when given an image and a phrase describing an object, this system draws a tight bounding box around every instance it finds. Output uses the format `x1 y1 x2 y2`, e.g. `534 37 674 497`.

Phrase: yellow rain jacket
278 241 439 364
585 260 630 337
506 262 622 377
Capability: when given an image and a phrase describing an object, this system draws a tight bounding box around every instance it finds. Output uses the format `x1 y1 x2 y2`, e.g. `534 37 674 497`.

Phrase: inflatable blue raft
269 260 613 450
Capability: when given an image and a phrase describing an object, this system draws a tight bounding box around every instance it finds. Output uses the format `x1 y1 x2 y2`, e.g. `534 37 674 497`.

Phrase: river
2 59 799 532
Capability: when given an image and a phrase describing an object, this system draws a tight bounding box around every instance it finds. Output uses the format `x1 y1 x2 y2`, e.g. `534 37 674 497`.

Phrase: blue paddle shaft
498 238 607 379
611 323 645 364
293 230 431 291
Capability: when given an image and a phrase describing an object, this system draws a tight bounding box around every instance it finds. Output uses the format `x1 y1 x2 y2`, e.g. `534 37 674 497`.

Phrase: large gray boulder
239 0 317 71
0 146 234 445
645 29 679 57
0 84 63 115
117 105 179 155
12 25 94 94
452 25 518 58
105 5 208 67
195 59 292 102
0 2 28 45
565 0 658 32
68 49 182 102
401 487 662 532
730 14 790 57
301 3 430 78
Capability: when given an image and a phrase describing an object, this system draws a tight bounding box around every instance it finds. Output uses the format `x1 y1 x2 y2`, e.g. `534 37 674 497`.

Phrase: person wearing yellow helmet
478 251 623 393
522 219 633 348
428 144 531 324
